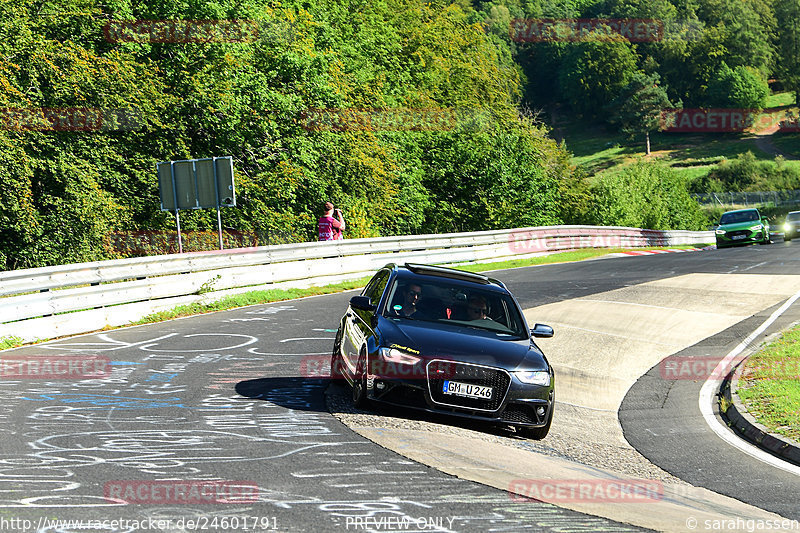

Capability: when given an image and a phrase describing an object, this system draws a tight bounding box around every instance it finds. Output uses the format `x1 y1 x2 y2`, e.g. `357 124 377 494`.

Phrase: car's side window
363 270 389 306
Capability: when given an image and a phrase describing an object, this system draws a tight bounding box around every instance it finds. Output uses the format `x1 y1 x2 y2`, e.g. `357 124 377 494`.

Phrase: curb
719 362 800 465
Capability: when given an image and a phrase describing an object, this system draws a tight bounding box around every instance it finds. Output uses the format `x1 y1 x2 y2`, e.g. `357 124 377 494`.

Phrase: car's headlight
785 223 792 232
752 224 763 231
514 370 550 386
715 229 726 235
378 347 421 365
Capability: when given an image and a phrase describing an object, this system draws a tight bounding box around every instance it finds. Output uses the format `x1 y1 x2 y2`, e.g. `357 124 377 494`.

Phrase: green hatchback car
715 208 771 249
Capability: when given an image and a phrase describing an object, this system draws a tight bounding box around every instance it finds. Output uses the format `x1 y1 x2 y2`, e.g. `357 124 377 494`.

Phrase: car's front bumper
715 228 767 247
366 366 554 428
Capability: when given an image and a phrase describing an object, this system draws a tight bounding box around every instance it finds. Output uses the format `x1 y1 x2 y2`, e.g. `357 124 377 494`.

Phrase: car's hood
719 220 765 231
378 318 548 371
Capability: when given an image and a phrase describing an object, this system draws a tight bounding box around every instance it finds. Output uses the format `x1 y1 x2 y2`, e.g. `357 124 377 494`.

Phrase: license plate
732 235 747 240
443 380 493 400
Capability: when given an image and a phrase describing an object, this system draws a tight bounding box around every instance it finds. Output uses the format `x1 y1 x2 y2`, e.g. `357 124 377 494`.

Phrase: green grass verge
0 336 24 351
737 326 800 442
131 278 374 324
1 244 711 349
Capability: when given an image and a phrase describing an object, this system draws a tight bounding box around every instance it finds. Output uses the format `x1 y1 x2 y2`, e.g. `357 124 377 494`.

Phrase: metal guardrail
0 225 713 343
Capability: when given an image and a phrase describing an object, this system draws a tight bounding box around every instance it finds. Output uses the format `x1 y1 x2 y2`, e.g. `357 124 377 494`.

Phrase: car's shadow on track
235 376 524 440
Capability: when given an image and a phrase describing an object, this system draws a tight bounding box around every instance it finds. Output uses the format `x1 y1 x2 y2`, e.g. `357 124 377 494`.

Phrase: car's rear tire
352 350 369 408
517 403 553 440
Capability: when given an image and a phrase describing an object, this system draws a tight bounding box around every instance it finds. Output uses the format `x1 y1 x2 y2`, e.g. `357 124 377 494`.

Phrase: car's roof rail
403 263 491 285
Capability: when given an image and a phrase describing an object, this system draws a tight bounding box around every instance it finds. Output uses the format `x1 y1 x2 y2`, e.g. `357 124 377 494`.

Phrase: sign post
157 156 236 252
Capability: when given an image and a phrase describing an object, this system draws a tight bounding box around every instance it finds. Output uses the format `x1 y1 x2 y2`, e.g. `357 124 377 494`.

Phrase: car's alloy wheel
352 349 369 408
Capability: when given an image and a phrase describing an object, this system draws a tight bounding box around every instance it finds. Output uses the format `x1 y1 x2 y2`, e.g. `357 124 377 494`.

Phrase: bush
691 152 800 192
591 162 707 230
706 64 769 109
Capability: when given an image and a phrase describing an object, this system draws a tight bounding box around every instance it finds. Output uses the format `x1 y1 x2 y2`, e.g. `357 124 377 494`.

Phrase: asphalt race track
1 242 799 532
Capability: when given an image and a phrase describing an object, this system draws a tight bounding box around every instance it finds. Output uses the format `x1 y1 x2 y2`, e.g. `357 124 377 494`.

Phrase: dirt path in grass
753 123 799 160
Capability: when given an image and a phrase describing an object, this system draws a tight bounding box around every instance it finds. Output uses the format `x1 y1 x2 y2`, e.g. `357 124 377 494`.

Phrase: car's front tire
330 329 345 385
352 349 370 408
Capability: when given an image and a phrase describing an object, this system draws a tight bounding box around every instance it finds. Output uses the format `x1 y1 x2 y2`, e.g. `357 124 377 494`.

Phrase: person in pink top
318 201 345 241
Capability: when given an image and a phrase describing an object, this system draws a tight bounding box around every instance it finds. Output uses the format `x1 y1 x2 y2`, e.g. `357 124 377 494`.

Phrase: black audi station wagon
331 263 555 439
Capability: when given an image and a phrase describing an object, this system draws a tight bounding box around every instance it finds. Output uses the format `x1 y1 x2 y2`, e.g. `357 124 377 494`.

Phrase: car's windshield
383 278 527 338
787 212 800 222
720 210 760 224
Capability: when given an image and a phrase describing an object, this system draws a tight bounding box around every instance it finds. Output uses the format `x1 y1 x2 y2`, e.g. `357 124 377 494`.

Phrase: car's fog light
536 406 546 417
376 381 386 390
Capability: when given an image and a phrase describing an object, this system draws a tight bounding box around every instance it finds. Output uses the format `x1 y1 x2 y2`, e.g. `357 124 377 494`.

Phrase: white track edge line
699 289 800 477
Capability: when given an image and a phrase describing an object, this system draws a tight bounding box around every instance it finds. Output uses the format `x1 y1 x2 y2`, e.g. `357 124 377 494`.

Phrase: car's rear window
383 278 527 338
720 210 759 224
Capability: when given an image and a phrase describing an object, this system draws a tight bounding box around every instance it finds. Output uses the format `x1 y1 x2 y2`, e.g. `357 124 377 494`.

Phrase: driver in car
394 283 422 317
467 295 491 320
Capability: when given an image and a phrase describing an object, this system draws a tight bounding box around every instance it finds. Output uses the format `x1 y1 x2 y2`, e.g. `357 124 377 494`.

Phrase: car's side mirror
350 295 377 312
531 323 554 338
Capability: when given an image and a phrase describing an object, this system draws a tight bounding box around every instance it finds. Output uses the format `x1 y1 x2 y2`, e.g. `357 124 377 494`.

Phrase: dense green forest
1 0 797 269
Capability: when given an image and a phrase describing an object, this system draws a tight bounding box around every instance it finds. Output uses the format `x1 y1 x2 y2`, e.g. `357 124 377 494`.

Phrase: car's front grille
727 230 751 238
427 360 510 412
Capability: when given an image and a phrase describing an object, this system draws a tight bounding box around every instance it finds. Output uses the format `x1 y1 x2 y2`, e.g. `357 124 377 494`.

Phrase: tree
774 0 800 105
558 35 640 117
605 72 676 155
695 0 775 78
